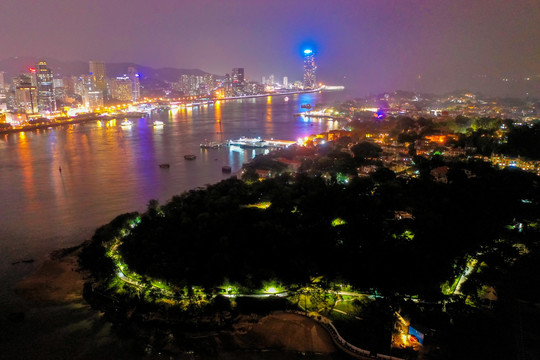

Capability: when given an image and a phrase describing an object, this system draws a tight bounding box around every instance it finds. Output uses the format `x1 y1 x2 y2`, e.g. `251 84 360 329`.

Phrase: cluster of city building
0 61 141 121
171 49 317 98
0 49 318 125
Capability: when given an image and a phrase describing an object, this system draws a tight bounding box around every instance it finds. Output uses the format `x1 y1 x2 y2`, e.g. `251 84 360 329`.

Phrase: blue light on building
303 49 316 90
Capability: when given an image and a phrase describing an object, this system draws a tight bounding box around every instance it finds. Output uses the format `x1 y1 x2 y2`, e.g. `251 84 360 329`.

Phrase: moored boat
222 165 232 173
228 136 267 148
120 119 133 127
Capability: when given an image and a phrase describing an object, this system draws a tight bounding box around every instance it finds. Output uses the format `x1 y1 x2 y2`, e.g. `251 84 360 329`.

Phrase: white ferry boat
228 137 267 148
120 119 133 127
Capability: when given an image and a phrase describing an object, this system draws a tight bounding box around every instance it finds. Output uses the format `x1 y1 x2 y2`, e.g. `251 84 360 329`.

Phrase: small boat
301 104 312 109
153 120 164 127
184 154 196 160
120 119 133 127
222 165 232 173
159 163 170 168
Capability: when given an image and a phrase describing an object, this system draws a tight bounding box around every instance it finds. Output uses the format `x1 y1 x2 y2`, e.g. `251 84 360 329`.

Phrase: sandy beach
14 247 86 304
232 312 337 354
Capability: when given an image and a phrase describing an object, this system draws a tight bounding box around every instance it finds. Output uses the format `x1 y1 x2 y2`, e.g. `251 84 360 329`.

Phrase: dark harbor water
0 91 347 359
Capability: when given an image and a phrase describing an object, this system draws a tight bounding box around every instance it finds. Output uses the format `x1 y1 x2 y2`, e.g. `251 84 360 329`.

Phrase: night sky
1 0 539 96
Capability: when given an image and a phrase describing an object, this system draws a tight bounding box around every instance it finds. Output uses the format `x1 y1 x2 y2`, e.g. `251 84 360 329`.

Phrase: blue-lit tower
303 49 316 90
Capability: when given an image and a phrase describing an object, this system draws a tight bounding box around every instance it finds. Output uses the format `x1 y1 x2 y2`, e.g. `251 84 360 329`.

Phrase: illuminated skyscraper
110 76 132 101
232 68 245 84
232 67 245 95
14 74 37 113
303 49 316 90
36 61 56 113
89 61 108 99
127 67 140 101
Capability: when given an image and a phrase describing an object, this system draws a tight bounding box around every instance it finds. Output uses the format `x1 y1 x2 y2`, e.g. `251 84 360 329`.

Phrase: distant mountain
0 57 214 82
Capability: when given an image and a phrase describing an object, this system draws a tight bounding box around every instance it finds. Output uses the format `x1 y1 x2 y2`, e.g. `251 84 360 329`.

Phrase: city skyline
0 0 539 97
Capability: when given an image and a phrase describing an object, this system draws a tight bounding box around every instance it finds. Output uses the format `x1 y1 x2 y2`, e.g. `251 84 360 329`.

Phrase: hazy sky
1 0 539 96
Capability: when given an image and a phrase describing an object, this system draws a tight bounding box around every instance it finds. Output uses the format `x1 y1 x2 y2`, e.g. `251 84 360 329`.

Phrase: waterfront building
203 74 215 92
232 68 244 84
76 75 103 110
36 61 56 114
53 78 66 103
176 74 208 96
73 75 89 97
232 67 245 95
83 90 103 110
283 76 288 88
89 61 108 100
303 49 316 90
127 67 140 101
245 81 264 95
110 76 132 101
14 74 37 114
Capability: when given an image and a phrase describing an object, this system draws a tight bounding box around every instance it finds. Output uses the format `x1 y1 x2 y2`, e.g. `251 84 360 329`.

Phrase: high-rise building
176 74 208 96
127 67 140 101
36 61 56 114
110 76 132 101
0 71 5 92
73 75 90 97
74 75 103 110
83 90 103 110
203 74 215 92
303 49 316 90
53 78 66 104
232 68 245 84
89 61 108 100
231 68 245 95
14 74 37 113
283 76 288 88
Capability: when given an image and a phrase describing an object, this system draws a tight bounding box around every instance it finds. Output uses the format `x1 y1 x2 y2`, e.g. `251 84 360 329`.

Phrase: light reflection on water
0 91 346 289
0 91 348 359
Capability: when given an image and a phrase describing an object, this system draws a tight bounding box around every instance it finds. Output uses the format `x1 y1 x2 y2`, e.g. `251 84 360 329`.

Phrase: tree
370 167 396 183
350 142 382 163
241 167 259 183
